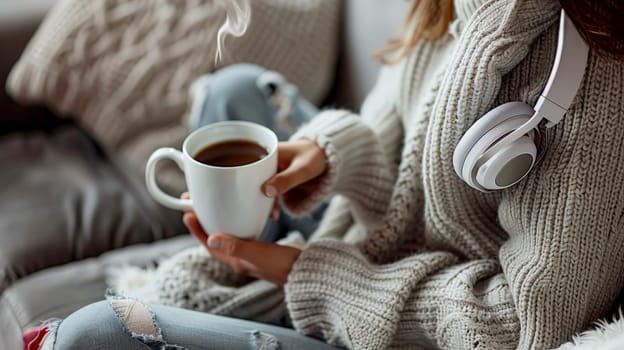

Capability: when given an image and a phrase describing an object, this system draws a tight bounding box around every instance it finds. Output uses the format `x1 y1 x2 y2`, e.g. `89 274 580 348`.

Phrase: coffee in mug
145 121 278 239
194 140 268 167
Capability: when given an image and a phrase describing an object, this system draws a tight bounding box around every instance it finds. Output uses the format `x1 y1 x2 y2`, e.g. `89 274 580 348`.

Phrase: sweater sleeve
280 107 401 227
285 241 510 349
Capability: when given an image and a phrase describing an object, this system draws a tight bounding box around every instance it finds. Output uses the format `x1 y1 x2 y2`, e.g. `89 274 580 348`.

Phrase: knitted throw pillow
6 0 340 149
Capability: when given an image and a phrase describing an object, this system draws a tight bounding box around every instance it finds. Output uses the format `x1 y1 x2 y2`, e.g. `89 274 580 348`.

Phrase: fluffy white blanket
555 312 624 350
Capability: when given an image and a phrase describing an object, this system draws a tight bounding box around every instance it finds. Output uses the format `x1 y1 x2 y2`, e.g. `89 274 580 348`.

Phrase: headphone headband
535 10 589 127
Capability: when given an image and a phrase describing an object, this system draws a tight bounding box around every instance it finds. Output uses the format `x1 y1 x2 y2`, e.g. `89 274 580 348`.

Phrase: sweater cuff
284 240 457 348
282 110 394 224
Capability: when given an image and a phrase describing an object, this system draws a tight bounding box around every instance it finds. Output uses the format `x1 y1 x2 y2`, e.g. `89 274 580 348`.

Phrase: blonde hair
375 0 454 64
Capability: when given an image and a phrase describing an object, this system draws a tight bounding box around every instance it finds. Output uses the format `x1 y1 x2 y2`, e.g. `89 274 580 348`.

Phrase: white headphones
453 10 589 192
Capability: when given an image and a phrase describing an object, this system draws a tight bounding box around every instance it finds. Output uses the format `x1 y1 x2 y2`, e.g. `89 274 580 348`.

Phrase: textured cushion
6 0 340 192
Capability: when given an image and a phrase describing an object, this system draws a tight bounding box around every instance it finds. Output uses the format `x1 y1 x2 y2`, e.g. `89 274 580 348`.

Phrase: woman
36 0 624 349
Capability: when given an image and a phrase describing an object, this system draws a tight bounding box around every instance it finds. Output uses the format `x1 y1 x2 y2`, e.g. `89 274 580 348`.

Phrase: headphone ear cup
453 102 536 191
461 116 533 190
453 102 535 178
475 135 536 190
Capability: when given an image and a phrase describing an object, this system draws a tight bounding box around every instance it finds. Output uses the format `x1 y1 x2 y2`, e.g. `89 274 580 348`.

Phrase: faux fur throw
555 313 624 350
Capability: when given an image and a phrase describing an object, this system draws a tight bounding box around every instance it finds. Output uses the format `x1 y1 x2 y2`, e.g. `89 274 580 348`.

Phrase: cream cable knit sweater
149 0 624 349
280 1 624 349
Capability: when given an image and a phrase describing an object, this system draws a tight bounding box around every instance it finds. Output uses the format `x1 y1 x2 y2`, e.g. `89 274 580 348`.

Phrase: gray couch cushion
0 235 195 350
0 123 185 293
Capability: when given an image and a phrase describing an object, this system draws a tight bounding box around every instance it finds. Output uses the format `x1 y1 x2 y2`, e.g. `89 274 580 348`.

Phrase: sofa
0 1 411 349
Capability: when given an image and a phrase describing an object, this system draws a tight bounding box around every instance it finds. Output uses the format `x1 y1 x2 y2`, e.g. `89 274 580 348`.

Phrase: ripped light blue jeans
50 299 340 350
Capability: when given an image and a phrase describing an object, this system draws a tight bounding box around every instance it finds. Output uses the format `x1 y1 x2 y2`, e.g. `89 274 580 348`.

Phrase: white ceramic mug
145 121 278 239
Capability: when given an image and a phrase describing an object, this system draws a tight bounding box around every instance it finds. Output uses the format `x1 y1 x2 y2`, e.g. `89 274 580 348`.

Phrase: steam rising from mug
215 0 251 64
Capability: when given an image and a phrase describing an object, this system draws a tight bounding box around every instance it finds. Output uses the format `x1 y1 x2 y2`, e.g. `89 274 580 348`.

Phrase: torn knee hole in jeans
109 298 186 349
110 298 280 350
111 299 160 338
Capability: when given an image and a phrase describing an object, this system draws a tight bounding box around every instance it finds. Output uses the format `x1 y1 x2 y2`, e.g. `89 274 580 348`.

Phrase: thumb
207 233 300 276
262 139 326 197
263 157 318 197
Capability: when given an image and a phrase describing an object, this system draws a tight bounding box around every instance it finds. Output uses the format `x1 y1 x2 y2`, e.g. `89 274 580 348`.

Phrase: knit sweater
148 0 624 349
280 1 624 349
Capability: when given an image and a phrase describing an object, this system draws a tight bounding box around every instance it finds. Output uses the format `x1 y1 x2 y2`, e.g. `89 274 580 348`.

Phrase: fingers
262 139 326 197
182 212 262 277
206 247 260 277
183 212 209 247
182 212 260 276
180 171 301 284
207 233 301 285
266 157 316 195
275 141 298 171
269 200 280 221
181 193 206 243
181 192 193 214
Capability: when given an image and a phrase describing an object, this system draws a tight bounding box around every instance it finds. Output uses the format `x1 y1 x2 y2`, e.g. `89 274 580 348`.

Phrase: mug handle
145 148 193 211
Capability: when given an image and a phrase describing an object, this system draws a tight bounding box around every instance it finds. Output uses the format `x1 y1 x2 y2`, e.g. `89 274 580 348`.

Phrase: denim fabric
188 64 319 141
258 202 329 243
53 300 340 350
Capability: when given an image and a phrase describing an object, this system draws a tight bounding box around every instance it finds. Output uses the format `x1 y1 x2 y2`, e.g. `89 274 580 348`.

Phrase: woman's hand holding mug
182 138 327 285
263 139 327 220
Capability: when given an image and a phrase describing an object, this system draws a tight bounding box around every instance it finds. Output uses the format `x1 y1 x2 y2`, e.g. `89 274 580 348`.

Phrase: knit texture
6 0 340 194
281 0 624 349
153 246 291 326
134 0 624 349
